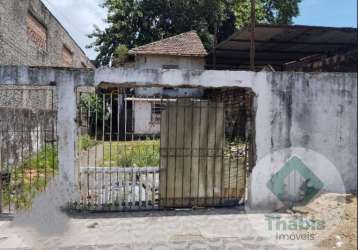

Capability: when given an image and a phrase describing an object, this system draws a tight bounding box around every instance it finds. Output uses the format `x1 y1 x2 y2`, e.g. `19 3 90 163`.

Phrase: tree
88 0 302 66
112 44 129 67
234 0 301 28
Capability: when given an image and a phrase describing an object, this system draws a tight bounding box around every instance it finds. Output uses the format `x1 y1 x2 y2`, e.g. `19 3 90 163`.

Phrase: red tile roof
129 31 207 57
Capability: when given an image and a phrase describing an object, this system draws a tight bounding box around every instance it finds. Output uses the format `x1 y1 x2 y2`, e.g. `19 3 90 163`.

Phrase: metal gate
76 87 254 211
76 88 160 210
0 86 57 214
160 100 242 207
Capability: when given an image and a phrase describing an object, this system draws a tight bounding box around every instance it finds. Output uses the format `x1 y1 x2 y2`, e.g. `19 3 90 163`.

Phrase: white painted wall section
133 101 160 134
135 55 205 70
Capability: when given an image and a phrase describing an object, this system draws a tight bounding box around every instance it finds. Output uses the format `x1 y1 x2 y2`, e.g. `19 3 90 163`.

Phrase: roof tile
129 31 207 57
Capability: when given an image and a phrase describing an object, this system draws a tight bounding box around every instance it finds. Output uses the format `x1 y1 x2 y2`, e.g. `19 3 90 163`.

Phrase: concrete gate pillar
56 71 77 188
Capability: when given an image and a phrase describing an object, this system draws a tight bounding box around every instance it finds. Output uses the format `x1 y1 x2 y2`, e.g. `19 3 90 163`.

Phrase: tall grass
103 140 160 167
79 134 99 151
2 145 58 210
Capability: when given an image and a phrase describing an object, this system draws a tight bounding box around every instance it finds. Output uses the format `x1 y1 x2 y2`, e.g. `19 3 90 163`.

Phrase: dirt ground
291 193 357 250
315 193 357 250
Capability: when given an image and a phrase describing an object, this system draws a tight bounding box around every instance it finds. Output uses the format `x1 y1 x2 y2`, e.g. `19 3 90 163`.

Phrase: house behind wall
120 31 207 136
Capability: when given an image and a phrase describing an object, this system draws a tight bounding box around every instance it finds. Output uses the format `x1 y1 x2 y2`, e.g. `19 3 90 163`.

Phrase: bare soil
316 194 357 250
292 193 357 250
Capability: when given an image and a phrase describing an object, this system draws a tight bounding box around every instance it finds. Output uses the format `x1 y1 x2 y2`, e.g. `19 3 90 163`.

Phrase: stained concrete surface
0 208 317 250
0 193 355 250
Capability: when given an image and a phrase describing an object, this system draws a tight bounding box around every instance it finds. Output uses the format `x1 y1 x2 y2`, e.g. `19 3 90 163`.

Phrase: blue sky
43 0 357 60
294 0 357 28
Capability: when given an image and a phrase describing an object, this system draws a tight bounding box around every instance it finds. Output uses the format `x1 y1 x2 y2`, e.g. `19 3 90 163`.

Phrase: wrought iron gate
0 86 57 213
0 84 253 213
76 88 160 210
76 87 254 211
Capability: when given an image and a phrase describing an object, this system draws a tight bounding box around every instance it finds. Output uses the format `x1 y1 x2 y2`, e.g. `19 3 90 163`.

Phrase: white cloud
42 0 108 60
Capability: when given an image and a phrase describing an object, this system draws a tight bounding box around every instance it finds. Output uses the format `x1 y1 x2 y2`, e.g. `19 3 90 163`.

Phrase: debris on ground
86 221 99 229
291 193 357 250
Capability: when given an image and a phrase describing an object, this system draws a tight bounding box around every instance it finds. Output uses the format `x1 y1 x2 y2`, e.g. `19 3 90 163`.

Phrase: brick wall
0 0 93 68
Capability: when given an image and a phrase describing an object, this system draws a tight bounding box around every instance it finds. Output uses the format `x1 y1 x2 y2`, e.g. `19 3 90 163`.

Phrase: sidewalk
1 192 356 249
0 208 315 250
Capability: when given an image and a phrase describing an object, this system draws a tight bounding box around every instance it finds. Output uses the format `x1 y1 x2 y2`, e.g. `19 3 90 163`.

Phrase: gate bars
0 86 57 213
160 100 246 208
75 87 254 211
76 88 160 210
0 85 253 213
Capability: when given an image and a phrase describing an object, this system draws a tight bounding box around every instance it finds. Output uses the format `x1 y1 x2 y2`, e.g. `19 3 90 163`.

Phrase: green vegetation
2 145 58 210
112 44 129 67
2 135 247 210
77 134 160 167
88 0 302 66
79 134 100 151
79 93 112 137
103 140 160 167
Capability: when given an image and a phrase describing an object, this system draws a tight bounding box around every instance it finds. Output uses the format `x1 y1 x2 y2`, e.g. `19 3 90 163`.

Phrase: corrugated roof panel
208 24 357 70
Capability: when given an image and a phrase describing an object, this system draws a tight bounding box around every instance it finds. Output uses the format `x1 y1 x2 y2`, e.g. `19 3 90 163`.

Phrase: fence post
56 71 77 191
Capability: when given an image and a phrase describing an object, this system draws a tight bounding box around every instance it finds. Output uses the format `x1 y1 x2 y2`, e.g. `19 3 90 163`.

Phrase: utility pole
250 0 256 71
213 16 218 69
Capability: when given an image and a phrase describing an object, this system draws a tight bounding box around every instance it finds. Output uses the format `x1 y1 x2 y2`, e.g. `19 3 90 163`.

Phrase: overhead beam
206 64 283 69
215 48 325 55
207 57 296 64
229 39 357 47
0 65 94 86
95 67 262 89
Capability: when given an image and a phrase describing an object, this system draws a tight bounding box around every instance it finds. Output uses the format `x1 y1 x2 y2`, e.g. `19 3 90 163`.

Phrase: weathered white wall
251 72 357 209
135 87 203 97
133 101 160 135
0 86 54 109
135 55 205 70
56 72 77 186
2 66 356 208
134 55 205 98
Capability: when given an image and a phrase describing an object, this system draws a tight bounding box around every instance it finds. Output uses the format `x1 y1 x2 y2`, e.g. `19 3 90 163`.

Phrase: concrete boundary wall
95 68 357 189
0 65 356 208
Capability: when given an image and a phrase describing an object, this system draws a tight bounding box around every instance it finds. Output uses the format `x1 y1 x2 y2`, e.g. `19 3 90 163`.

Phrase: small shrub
79 135 99 151
101 140 160 167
